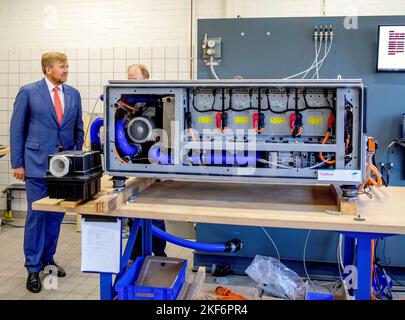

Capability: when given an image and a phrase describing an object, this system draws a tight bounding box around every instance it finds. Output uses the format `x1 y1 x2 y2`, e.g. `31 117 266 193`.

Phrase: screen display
377 25 405 72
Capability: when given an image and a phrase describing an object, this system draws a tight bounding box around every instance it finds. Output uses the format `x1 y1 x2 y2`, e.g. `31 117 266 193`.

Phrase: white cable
259 158 331 171
285 35 333 80
301 36 323 79
337 234 352 299
285 43 319 80
285 35 322 80
311 37 334 79
319 34 329 75
338 234 345 271
261 227 281 261
258 159 295 169
209 56 220 80
314 34 322 79
302 158 332 170
303 230 316 290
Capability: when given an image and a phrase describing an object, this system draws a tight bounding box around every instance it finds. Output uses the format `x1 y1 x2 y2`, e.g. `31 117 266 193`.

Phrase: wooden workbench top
114 181 405 234
33 179 405 234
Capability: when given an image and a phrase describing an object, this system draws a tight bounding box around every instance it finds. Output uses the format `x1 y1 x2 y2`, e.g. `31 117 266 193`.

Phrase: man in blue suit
10 52 84 293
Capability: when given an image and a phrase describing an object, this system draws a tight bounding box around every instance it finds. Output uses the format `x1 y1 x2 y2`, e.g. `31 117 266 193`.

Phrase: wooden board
0 146 10 156
32 176 155 214
113 181 405 235
33 178 405 235
183 267 206 300
330 185 357 216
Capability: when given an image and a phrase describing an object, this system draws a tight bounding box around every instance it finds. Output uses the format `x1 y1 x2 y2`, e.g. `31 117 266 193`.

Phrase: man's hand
13 167 25 181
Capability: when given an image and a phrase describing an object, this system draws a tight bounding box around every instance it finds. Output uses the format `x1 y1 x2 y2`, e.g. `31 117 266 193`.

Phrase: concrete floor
1 218 404 300
0 218 195 300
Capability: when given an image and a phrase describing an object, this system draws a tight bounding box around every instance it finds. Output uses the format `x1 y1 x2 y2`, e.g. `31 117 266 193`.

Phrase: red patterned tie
53 87 63 125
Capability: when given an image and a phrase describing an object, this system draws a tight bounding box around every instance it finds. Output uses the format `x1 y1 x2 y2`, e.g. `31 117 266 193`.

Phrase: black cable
344 98 354 156
257 89 262 132
357 184 373 199
265 89 290 114
221 88 226 131
375 239 405 289
292 90 303 138
373 154 387 187
185 88 192 129
384 140 399 186
192 88 333 114
302 89 333 111
192 89 222 113
229 88 232 110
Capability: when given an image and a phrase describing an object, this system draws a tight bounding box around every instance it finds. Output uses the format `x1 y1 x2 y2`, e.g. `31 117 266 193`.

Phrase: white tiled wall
0 0 404 212
0 45 190 211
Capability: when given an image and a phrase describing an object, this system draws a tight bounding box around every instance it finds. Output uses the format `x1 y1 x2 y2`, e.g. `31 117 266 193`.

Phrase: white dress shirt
44 76 65 112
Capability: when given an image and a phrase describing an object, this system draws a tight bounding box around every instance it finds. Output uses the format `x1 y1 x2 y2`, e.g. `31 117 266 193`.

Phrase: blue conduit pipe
148 145 260 166
202 151 259 166
90 117 104 151
151 225 242 253
115 118 139 156
148 144 173 164
121 96 160 105
99 95 158 105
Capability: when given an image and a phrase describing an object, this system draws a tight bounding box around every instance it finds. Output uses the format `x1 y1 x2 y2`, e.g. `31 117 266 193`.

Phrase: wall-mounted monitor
377 25 405 72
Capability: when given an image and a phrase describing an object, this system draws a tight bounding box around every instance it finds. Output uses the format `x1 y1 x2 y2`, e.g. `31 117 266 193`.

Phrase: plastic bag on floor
245 255 305 300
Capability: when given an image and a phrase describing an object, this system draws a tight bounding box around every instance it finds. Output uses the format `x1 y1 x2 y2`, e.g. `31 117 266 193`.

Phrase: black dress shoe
42 261 66 278
26 272 42 293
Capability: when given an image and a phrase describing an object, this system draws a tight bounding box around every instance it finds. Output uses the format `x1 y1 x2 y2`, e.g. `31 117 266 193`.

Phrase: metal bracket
325 210 342 216
353 214 366 221
125 186 139 205
111 176 127 192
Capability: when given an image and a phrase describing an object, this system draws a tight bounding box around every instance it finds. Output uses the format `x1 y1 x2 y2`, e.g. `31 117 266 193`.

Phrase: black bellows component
45 151 103 201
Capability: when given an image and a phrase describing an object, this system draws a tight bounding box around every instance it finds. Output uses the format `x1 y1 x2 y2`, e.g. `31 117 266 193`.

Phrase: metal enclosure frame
104 79 365 186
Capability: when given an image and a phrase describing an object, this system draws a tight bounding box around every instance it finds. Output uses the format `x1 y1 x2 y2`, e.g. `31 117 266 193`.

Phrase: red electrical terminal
289 113 302 137
253 112 265 133
216 113 222 130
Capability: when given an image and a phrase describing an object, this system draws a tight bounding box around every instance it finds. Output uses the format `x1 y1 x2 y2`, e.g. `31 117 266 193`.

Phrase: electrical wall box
104 79 366 187
202 37 222 60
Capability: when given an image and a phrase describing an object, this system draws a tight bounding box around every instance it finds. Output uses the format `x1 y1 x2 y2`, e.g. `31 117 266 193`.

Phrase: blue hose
90 117 104 151
121 95 160 105
148 144 172 164
203 151 259 165
151 225 242 253
115 118 139 156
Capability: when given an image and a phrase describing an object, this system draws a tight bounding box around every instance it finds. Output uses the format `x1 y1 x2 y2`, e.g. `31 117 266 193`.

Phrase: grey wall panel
198 16 405 185
196 16 405 270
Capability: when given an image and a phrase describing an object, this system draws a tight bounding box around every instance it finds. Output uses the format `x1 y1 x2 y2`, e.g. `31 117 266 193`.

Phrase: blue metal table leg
355 235 373 300
100 273 114 300
113 218 141 286
341 232 393 300
99 218 142 300
142 219 153 257
343 235 355 267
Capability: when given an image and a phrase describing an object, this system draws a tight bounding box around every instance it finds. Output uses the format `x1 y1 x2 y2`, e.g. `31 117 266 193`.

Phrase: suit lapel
37 78 59 126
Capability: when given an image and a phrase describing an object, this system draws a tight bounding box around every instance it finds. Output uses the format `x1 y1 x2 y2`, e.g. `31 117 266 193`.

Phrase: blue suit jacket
10 78 84 178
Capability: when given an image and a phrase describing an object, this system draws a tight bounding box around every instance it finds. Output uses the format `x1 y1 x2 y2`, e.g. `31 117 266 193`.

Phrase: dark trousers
24 178 65 273
128 219 166 260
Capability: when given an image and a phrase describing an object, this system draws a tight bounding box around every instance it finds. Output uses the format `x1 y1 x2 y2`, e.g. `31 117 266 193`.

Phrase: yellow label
234 116 248 124
308 117 323 125
270 117 285 124
198 116 212 124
